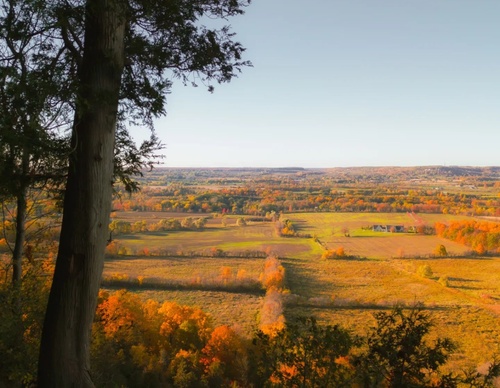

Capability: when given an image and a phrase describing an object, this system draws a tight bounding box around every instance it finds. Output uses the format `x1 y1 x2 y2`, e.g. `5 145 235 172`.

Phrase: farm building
372 225 405 233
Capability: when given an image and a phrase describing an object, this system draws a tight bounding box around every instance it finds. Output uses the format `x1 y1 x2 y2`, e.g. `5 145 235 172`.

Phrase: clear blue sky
149 0 500 168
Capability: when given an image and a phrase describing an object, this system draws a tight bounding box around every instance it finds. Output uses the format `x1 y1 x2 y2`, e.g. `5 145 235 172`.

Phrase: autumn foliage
260 255 285 290
259 255 286 335
92 290 247 387
435 220 500 255
111 168 500 217
1 275 499 386
321 246 347 259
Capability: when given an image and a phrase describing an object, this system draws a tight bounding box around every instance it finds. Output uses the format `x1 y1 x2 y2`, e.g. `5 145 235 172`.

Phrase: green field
105 211 500 370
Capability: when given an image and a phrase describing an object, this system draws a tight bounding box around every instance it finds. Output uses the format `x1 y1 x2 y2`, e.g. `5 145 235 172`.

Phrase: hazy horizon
153 164 500 169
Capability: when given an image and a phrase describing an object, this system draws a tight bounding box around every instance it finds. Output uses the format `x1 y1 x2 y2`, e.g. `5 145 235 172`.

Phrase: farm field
104 256 264 286
105 211 500 370
324 235 470 259
282 253 500 368
112 221 315 257
103 255 268 335
290 212 478 238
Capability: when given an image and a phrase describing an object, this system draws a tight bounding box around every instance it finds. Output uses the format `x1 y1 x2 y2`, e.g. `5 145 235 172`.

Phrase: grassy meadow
104 211 500 370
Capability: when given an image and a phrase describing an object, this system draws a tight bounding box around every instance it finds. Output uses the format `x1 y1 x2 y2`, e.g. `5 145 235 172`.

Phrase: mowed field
325 235 469 259
105 211 500 369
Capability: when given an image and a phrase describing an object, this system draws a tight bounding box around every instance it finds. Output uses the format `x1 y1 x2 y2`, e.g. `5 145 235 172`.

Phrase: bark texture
38 1 126 386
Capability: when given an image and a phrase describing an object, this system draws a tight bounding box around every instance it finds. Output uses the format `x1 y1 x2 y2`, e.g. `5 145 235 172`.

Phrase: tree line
112 184 500 217
435 220 500 255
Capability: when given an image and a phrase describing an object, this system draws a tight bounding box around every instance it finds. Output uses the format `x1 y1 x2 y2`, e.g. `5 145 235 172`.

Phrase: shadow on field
281 259 324 298
286 302 450 312
449 277 478 283
344 235 379 238
102 279 265 296
389 255 494 261
104 254 267 263
336 256 372 261
446 255 495 260
291 220 314 231
451 285 482 291
280 256 375 301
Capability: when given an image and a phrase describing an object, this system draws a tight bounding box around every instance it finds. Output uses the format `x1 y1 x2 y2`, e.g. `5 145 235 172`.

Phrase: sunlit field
324 235 470 259
105 211 500 370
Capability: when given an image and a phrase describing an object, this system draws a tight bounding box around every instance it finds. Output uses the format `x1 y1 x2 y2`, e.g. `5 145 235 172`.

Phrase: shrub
117 246 130 255
321 249 336 260
321 246 347 259
260 255 285 290
259 288 285 336
193 217 207 229
278 219 297 237
417 264 433 278
259 256 287 335
220 267 232 285
335 246 346 257
434 244 448 257
105 240 120 255
438 275 449 287
210 247 225 257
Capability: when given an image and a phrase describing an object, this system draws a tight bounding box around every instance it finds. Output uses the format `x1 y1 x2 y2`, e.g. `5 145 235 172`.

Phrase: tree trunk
38 1 126 386
12 182 27 287
12 148 29 314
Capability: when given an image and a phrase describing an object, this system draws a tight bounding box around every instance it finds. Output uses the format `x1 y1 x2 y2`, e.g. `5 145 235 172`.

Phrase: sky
147 0 500 168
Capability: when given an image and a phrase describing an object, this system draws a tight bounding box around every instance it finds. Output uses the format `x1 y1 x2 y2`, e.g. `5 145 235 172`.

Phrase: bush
438 275 449 287
417 264 433 278
434 244 448 257
321 246 347 259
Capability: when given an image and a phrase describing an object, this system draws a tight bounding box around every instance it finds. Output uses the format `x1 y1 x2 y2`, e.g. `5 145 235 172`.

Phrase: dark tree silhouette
36 0 251 386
